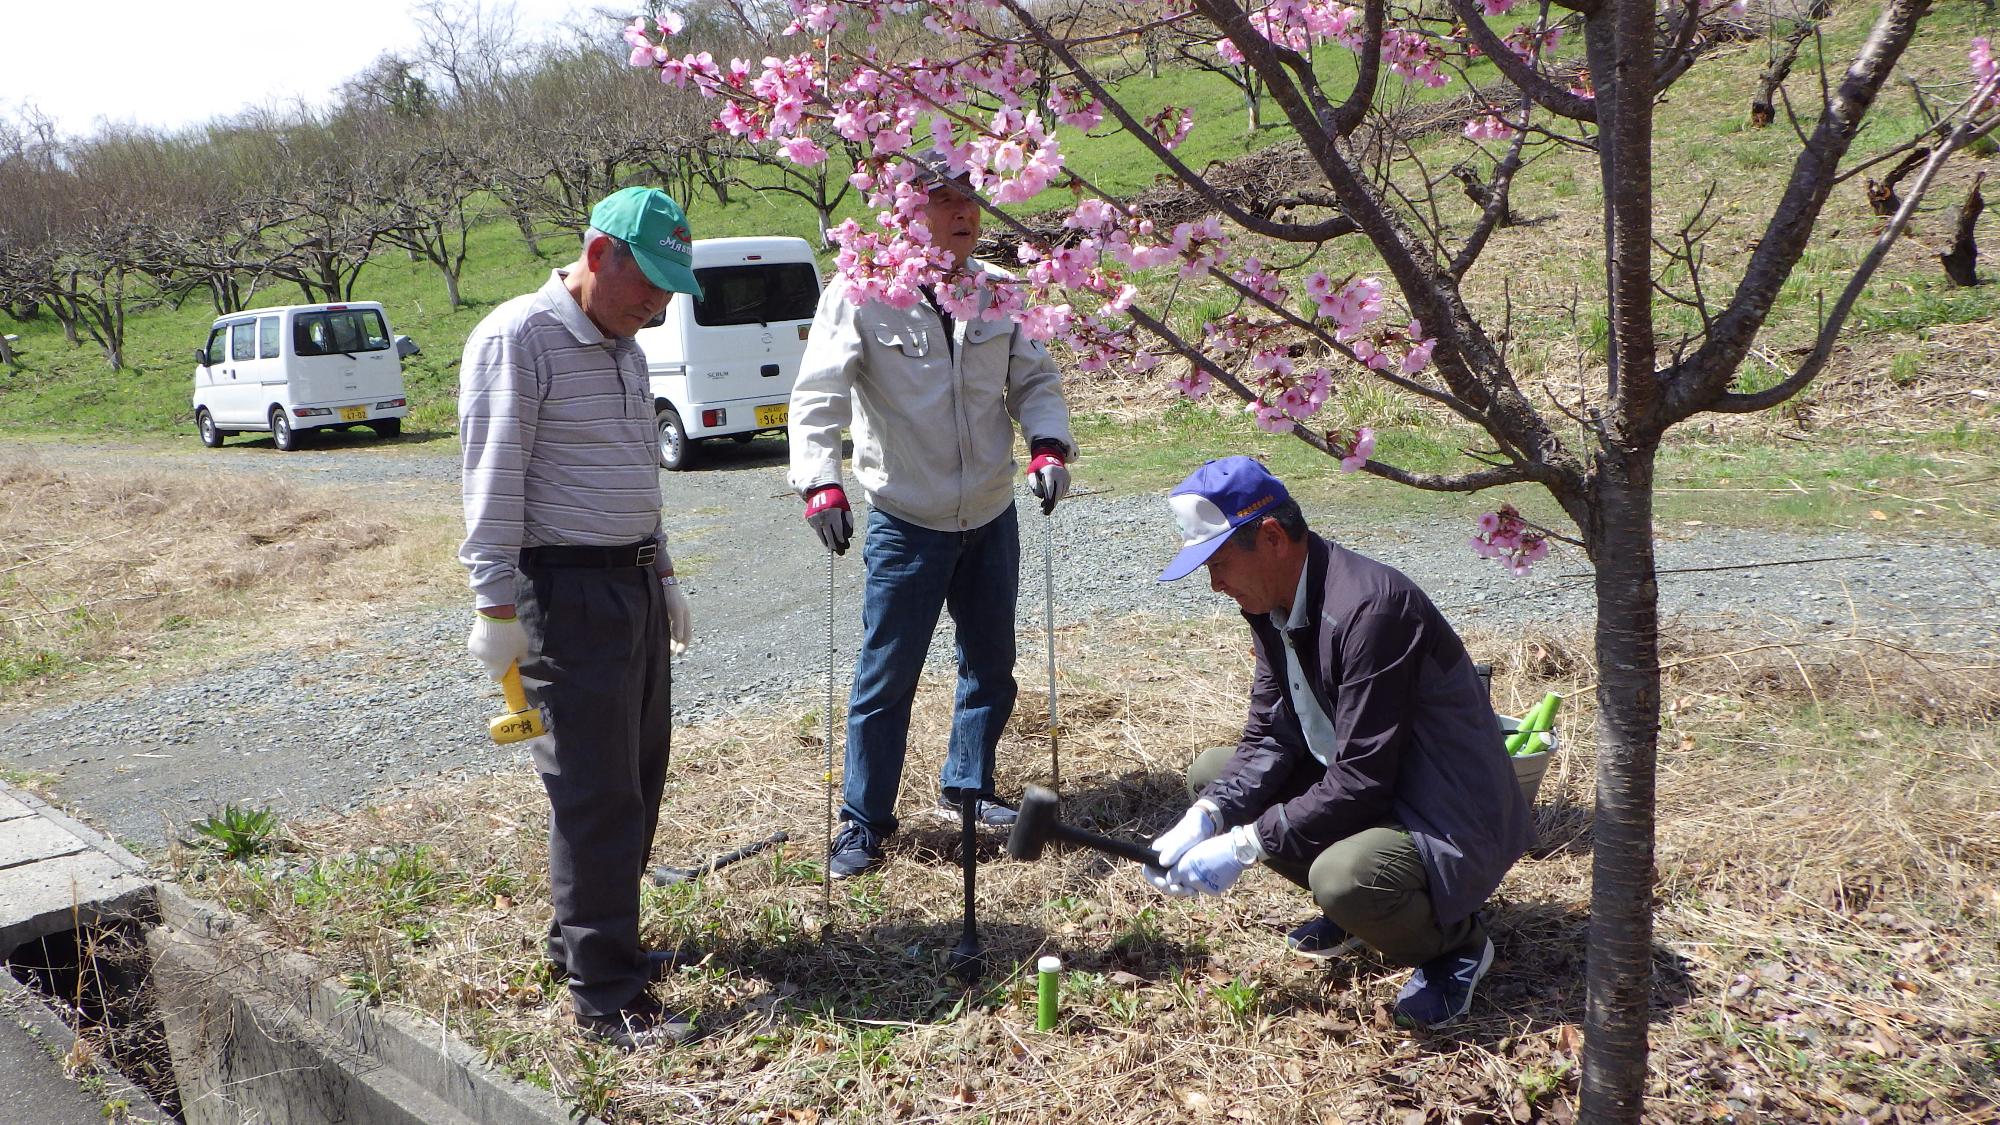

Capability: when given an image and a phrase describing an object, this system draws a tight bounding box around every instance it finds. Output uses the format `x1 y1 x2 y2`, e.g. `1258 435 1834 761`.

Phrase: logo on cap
1236 495 1275 520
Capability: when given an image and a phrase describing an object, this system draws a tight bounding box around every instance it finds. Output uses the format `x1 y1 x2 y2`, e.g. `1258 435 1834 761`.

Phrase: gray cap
909 145 978 198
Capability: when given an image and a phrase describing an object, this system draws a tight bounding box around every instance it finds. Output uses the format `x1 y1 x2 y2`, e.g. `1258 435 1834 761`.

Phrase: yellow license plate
755 404 788 428
339 406 367 422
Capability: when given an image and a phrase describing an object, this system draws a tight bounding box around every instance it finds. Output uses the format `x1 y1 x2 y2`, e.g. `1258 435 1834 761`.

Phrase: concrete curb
0 783 151 958
0 971 172 1124
149 882 603 1125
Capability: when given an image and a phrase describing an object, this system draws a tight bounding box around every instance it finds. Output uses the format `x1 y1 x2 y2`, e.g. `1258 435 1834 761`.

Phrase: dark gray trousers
517 560 672 1018
1188 746 1483 966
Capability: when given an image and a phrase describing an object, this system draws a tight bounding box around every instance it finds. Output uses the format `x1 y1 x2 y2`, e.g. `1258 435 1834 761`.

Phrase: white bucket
1498 715 1557 806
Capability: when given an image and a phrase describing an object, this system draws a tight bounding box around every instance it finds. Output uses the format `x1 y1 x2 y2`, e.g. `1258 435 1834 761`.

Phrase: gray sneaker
828 821 885 879
930 792 1017 829
1393 935 1495 1027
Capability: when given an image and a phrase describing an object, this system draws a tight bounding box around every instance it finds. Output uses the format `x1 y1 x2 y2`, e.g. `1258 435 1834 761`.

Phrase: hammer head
1006 784 1060 861
488 706 546 745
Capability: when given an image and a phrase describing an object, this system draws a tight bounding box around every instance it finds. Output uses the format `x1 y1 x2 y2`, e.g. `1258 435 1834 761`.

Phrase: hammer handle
696 830 790 875
500 662 530 713
1052 822 1161 867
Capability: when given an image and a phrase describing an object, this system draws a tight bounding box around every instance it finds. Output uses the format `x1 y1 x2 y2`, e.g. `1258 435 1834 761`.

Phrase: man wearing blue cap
459 186 702 1049
1143 456 1533 1028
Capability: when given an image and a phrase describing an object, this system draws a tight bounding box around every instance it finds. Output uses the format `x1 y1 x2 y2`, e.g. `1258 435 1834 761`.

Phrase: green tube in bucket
1036 955 1060 1031
1505 692 1563 755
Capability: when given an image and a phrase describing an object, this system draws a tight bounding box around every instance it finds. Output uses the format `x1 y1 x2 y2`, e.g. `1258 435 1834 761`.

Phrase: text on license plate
339 406 367 422
755 404 788 427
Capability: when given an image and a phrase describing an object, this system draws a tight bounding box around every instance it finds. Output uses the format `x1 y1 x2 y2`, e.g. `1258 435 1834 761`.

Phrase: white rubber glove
661 577 691 657
1151 803 1218 867
1169 826 1264 897
1141 863 1198 898
467 611 529 680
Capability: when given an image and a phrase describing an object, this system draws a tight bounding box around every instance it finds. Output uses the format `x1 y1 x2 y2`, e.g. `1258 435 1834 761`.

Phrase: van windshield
691 263 820 327
294 309 391 356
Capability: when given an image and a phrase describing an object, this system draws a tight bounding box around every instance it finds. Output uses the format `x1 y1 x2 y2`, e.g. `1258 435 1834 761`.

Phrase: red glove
1026 448 1069 515
804 484 852 555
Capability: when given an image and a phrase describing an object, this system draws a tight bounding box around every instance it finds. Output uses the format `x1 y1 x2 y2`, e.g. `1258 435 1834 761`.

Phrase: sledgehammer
651 831 791 886
488 662 546 745
1005 785 1160 866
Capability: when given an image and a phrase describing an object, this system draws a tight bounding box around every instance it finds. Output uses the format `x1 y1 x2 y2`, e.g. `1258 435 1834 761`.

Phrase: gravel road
3 434 1994 850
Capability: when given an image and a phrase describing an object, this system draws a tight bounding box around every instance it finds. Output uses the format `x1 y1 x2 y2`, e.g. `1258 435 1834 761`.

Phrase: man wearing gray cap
459 186 700 1049
789 151 1077 878
1143 456 1533 1028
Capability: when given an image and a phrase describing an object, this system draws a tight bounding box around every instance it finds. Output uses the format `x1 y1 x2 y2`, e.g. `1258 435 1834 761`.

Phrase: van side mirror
394 334 421 360
193 347 210 366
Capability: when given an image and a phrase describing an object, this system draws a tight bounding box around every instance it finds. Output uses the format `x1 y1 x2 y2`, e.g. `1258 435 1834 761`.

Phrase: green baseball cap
589 186 703 299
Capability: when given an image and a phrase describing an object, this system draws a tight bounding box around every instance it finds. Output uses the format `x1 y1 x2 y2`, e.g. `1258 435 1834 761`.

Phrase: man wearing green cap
459 186 703 1050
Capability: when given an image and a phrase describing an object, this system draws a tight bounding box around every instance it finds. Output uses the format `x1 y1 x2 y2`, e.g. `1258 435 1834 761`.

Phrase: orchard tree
627 1 1997 1119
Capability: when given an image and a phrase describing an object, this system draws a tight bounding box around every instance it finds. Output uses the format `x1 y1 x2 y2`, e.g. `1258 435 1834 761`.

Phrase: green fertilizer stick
1505 692 1563 755
1036 955 1060 1031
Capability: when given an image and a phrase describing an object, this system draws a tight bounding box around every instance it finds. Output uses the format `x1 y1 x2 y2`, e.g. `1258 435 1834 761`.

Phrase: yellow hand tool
488 661 547 745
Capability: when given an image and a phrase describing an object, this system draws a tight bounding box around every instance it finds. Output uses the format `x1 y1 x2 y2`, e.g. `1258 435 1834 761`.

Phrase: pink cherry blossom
1172 366 1214 399
1338 427 1375 472
1463 115 1517 142
1468 504 1550 575
778 135 828 166
1249 399 1293 434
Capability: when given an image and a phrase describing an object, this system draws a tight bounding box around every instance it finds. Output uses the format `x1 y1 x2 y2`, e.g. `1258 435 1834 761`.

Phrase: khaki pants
1188 746 1483 966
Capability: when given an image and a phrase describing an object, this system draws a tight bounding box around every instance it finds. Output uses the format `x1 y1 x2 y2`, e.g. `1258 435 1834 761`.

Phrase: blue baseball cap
1158 457 1292 582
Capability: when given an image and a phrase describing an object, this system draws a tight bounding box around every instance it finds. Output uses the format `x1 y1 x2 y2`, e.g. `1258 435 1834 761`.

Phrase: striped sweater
458 270 669 608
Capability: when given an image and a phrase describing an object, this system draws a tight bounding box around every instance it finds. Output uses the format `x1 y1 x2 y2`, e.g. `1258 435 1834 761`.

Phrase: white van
637 236 822 470
191 302 411 451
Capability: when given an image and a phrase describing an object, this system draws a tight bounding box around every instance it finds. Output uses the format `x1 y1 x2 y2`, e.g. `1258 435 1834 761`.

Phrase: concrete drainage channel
0 783 602 1124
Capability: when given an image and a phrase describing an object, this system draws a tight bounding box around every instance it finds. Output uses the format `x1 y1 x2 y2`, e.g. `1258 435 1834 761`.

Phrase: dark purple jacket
1199 534 1533 926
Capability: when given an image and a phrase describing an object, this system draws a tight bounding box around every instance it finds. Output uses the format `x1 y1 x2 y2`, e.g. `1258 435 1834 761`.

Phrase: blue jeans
843 505 1019 834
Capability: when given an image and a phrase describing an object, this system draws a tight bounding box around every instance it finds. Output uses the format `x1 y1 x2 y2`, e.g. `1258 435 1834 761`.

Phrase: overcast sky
4 0 624 138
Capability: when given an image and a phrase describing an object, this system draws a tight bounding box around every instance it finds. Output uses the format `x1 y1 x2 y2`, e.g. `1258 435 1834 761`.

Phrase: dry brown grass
173 612 2000 1124
0 456 462 701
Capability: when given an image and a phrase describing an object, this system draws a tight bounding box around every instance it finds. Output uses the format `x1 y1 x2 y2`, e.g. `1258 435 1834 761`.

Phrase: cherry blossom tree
628 2 1998 1118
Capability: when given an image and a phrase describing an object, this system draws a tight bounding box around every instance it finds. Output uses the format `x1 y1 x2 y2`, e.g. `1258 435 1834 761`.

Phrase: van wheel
197 409 227 448
370 418 402 440
271 408 302 452
657 408 694 471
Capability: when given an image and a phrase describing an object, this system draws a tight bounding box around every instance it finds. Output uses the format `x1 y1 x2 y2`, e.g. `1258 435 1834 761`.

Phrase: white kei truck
638 236 822 470
191 302 411 451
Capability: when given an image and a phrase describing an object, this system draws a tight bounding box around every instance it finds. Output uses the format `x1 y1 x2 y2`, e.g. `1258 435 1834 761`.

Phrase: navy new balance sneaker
1286 915 1363 960
1393 935 1495 1027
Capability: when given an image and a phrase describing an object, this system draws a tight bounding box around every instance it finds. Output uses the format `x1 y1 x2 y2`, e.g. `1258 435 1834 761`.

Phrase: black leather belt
521 541 659 568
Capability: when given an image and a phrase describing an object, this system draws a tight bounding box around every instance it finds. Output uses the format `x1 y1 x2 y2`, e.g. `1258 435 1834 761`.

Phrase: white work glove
661 577 691 657
467 610 529 680
1025 448 1069 515
1168 826 1264 897
1141 863 1198 898
1151 803 1218 867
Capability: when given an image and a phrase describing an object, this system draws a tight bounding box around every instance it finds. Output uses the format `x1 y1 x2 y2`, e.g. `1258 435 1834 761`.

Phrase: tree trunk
1749 0 1832 127
440 263 463 309
1581 454 1662 1125
1942 171 1985 286
513 210 542 256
